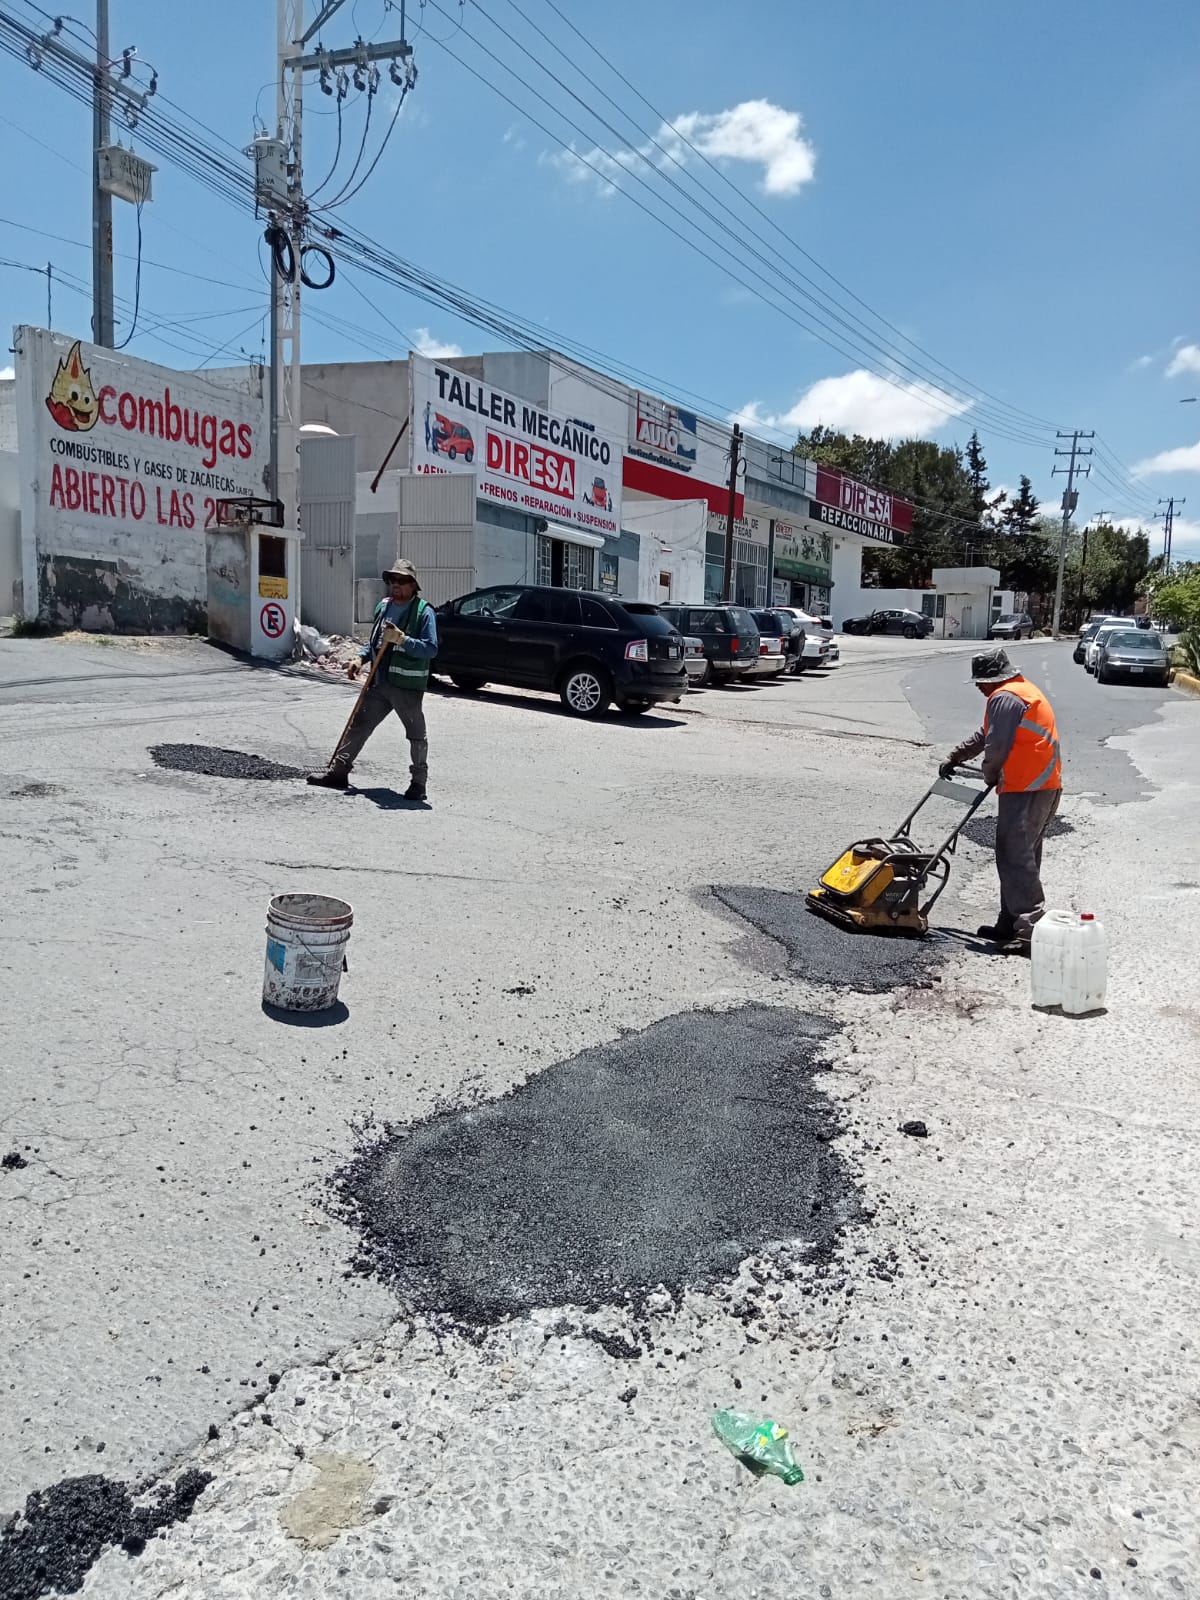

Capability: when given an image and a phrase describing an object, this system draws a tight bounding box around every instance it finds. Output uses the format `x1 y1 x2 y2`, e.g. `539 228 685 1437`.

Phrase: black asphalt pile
332 1005 858 1328
714 885 941 993
0 1469 211 1600
960 812 1075 851
149 743 305 781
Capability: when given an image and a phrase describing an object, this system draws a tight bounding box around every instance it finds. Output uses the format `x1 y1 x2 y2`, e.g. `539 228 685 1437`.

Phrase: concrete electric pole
17 6 157 347
721 423 742 602
1155 496 1186 572
1050 430 1093 638
256 0 415 533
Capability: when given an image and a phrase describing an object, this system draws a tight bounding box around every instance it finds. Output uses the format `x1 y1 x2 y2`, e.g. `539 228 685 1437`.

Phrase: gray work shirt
948 687 1027 789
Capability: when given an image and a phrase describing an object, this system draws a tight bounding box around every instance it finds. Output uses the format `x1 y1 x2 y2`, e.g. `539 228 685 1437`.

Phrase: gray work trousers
331 680 428 787
995 788 1060 942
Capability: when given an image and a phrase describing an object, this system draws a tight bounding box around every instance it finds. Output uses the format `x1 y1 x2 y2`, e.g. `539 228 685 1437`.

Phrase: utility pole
1050 429 1093 639
721 423 742 602
261 0 415 532
1077 511 1110 622
1155 496 1186 572
17 8 155 347
92 0 113 346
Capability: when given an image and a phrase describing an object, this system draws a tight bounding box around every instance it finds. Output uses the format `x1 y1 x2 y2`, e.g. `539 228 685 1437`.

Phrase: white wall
0 450 20 615
829 538 864 626
622 497 707 604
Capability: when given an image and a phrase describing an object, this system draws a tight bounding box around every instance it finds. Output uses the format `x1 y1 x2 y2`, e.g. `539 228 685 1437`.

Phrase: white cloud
0 365 13 381
1130 353 1154 370
731 370 972 442
1166 343 1200 378
558 99 816 198
1133 437 1200 475
412 328 464 360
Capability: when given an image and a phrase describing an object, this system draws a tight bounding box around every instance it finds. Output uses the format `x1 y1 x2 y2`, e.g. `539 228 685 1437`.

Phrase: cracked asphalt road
2 631 1198 1599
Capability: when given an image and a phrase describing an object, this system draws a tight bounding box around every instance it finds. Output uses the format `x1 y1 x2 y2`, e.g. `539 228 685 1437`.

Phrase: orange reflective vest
987 677 1062 793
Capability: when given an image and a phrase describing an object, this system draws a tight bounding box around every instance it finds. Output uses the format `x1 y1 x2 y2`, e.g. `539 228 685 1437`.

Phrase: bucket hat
382 557 420 588
968 647 1019 685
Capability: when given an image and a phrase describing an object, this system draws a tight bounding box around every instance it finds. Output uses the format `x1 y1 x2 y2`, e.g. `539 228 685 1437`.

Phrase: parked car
815 615 841 666
658 605 760 685
433 585 686 718
682 635 708 687
1095 627 1171 686
988 611 1035 641
750 609 801 672
1084 623 1125 674
842 607 934 639
748 632 788 678
1074 615 1122 664
768 605 831 671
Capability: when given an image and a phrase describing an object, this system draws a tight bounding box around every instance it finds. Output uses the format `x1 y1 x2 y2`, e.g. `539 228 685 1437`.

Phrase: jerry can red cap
1080 913 1094 921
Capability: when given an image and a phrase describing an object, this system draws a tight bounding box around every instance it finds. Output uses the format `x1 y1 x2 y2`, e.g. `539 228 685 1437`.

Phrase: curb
1173 669 1200 697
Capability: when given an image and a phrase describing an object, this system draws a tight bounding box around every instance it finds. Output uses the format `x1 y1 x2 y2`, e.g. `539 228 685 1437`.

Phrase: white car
1084 623 1125 674
748 633 788 678
771 606 832 672
682 636 708 687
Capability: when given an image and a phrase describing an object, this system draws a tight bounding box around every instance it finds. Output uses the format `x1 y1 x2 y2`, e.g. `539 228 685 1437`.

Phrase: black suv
433 585 687 718
658 604 760 685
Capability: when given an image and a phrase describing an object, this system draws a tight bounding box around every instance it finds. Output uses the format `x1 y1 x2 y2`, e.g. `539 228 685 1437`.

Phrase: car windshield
996 614 1019 624
1109 631 1162 650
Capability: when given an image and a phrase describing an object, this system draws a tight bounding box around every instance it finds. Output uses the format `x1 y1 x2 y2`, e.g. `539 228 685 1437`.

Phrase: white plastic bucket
263 893 353 1012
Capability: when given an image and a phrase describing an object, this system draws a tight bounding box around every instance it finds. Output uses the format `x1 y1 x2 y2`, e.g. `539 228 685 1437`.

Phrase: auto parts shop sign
16 326 267 540
410 353 621 537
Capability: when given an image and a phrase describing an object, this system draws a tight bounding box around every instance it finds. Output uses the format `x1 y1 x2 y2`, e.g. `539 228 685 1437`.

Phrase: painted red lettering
49 463 66 508
130 481 146 520
101 476 116 518
236 423 253 460
98 385 117 425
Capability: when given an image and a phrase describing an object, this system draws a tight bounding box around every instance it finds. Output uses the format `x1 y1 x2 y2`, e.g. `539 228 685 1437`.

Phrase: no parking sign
260 601 286 639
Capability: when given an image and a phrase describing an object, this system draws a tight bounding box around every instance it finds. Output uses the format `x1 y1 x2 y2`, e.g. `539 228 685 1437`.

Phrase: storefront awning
543 523 606 550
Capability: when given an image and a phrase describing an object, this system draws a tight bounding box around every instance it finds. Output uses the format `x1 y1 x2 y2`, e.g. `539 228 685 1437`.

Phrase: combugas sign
410 353 623 537
16 325 267 542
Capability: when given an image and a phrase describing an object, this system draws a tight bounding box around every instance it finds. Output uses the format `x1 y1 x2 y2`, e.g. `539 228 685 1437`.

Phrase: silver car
1095 627 1171 686
682 636 708 687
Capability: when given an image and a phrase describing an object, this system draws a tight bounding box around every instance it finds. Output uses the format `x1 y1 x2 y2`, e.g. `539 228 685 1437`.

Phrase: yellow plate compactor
806 765 992 937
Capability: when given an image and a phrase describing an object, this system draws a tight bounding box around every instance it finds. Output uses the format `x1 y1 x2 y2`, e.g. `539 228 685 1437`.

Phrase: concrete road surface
1 629 1197 1599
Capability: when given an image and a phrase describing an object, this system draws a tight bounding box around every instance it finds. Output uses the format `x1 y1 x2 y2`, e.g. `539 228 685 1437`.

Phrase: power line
442 0 1059 447
528 0 1066 441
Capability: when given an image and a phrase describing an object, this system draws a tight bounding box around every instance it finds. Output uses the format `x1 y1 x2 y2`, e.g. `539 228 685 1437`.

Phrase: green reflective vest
373 596 431 692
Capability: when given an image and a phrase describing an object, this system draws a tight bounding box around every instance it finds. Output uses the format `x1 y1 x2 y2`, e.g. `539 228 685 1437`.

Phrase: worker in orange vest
940 647 1062 954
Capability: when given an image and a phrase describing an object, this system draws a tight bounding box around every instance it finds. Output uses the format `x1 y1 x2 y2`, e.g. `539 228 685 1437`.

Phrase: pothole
148 744 305 781
959 813 1075 851
331 1004 859 1329
8 783 64 800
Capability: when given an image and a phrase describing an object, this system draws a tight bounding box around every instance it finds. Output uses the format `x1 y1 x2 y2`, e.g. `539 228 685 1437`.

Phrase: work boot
403 782 428 803
307 769 349 790
976 923 1015 941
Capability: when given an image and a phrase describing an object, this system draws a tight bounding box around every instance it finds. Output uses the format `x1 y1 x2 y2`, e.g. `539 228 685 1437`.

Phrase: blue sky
2 0 1199 554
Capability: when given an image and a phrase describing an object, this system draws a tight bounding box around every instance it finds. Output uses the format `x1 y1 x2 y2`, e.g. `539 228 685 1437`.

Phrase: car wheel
902 623 917 639
1096 666 1109 684
559 662 611 718
447 446 458 460
465 448 474 464
618 698 654 716
450 673 486 693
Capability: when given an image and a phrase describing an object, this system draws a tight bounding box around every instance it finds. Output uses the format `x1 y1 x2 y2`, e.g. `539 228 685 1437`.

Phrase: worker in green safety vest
308 558 439 803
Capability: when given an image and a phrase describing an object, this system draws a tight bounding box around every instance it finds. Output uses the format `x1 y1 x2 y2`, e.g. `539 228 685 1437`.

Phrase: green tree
1002 475 1040 534
965 429 1006 526
1148 562 1200 674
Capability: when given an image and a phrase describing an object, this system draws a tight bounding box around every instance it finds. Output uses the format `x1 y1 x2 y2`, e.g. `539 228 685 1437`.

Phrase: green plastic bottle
711 1410 804 1486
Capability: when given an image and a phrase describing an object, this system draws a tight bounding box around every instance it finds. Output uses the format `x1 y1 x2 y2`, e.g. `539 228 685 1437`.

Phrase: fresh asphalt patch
331 1005 859 1328
148 743 306 781
959 812 1075 851
712 885 941 993
0 1469 211 1600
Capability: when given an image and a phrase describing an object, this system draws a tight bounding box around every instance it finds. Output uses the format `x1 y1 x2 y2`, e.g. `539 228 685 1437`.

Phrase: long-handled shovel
325 648 385 769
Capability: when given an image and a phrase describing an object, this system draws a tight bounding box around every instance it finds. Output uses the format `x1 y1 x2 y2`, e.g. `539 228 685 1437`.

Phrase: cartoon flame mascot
45 340 100 432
